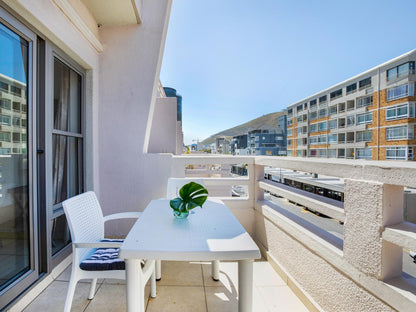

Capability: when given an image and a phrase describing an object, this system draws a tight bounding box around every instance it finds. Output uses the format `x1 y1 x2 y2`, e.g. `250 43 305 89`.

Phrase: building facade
286 50 416 160
147 85 183 154
230 134 248 155
248 127 286 156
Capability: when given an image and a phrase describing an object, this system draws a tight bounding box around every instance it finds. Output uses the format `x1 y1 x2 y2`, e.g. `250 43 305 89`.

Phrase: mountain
200 111 285 146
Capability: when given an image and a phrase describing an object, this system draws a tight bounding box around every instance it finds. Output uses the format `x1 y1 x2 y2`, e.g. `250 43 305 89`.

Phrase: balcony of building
8 155 416 312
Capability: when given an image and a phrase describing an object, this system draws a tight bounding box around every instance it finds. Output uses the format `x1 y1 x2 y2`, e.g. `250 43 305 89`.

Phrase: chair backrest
166 178 205 199
62 191 105 261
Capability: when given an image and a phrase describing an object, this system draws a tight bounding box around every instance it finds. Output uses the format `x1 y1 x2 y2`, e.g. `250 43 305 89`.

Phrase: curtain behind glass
52 61 69 204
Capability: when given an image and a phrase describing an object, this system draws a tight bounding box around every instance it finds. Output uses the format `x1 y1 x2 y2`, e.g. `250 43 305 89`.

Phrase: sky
160 0 416 145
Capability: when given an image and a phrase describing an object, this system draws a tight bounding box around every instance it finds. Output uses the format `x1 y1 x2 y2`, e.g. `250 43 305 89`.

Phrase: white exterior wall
148 97 178 154
97 0 172 235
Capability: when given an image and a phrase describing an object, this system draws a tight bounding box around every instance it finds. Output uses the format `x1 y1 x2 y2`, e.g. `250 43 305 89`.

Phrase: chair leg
212 260 220 281
88 278 98 299
150 266 156 298
155 260 162 281
64 276 78 312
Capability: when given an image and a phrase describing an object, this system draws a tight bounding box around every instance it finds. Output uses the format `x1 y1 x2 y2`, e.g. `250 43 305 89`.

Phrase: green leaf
170 182 208 213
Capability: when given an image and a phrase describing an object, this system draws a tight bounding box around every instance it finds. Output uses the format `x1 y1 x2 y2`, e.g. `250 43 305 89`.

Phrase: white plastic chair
157 178 220 281
62 191 156 312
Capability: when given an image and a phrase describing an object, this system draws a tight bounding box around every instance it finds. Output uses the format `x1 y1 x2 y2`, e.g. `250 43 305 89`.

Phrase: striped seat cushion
80 239 125 271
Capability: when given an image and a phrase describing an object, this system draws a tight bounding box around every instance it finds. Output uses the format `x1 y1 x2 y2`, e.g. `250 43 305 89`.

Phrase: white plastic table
119 198 261 312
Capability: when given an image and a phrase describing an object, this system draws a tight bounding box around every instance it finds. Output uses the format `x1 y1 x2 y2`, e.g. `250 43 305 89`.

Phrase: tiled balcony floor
22 260 308 312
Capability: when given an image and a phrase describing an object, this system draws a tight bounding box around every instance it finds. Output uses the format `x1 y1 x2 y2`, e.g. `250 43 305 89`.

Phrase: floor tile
84 284 126 312
252 261 286 287
157 261 203 286
146 286 206 312
23 280 91 312
205 286 238 312
257 285 309 312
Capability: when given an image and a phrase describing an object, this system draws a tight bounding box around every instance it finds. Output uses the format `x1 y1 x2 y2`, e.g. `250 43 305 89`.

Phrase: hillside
200 111 285 146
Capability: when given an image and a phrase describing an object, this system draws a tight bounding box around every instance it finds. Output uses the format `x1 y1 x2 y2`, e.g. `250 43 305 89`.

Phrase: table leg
238 259 254 312
211 260 220 281
126 259 144 312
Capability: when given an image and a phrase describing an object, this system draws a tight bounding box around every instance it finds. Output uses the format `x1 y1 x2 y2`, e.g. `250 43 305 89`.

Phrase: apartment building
0 73 27 156
248 126 286 156
286 49 416 160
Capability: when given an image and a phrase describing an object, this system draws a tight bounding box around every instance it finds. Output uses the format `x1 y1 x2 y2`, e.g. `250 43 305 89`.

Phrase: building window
0 131 11 142
386 103 414 120
386 125 414 140
0 99 11 109
357 148 372 159
319 108 327 118
12 116 20 126
0 114 11 125
309 123 317 132
318 121 327 131
327 149 336 158
328 134 337 143
329 119 337 129
346 83 357 94
356 130 372 142
338 102 346 112
287 118 293 126
309 134 326 145
386 146 413 160
387 83 414 101
356 95 373 108
309 111 317 121
359 77 371 89
12 132 20 142
330 89 342 100
310 149 326 157
357 112 373 125
297 114 307 122
0 81 8 92
346 115 355 127
287 150 292 156
10 85 21 96
310 99 317 107
287 139 292 146
329 105 337 115
319 95 327 103
387 61 415 81
287 129 292 136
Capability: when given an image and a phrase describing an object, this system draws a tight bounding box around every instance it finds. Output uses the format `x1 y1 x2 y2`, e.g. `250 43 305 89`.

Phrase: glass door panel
0 21 30 291
51 58 83 256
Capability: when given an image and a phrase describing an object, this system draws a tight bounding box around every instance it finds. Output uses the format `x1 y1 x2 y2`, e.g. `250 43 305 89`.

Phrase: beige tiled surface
21 260 309 312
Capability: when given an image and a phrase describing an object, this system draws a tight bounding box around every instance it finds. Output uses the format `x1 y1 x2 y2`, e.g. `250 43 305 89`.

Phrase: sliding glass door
0 10 38 310
50 57 83 257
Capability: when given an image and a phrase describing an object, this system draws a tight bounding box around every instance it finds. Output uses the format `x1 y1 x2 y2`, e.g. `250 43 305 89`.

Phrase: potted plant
169 182 208 218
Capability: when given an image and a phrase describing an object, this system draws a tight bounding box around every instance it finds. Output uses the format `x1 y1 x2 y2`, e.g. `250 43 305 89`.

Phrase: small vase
173 210 189 219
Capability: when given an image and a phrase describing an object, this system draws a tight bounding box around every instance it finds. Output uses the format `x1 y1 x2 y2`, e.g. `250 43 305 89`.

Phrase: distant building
230 134 248 155
247 126 286 156
147 84 184 154
286 50 416 160
277 114 288 154
216 136 231 154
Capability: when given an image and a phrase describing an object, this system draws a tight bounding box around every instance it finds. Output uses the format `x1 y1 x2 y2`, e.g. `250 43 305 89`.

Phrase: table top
119 198 261 261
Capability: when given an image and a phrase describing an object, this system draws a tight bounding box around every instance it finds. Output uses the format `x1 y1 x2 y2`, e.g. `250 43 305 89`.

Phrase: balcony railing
171 155 416 312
